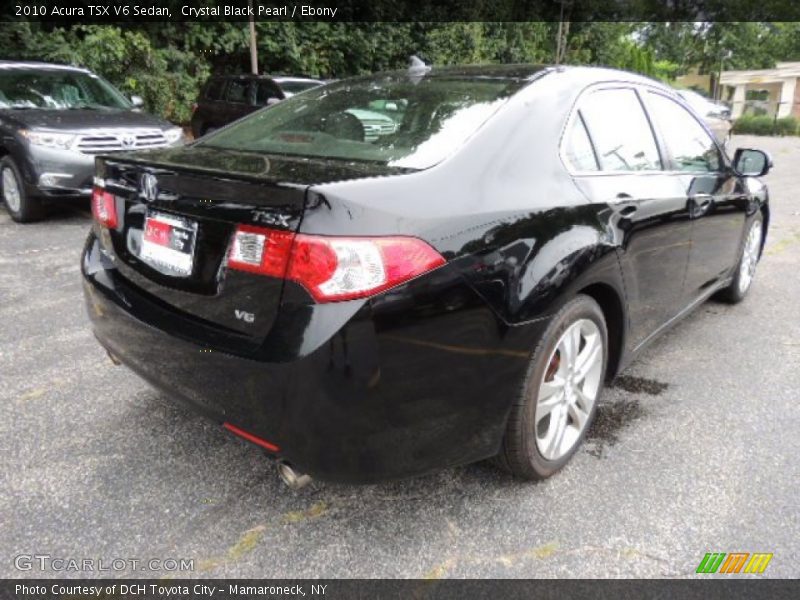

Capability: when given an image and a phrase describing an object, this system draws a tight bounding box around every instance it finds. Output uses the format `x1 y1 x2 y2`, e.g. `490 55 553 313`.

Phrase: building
720 62 800 119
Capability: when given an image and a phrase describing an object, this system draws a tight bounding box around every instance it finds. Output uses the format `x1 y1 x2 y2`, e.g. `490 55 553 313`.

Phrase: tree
2 21 798 124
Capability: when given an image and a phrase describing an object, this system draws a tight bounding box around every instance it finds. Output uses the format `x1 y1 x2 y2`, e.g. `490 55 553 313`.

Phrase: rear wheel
496 295 608 480
719 214 763 303
1 157 44 223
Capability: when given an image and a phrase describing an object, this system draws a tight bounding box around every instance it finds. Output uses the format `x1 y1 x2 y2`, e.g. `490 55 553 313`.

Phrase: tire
1 156 45 223
496 295 608 480
718 213 763 304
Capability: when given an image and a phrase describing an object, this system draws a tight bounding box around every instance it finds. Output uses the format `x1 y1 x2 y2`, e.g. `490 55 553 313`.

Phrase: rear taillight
227 225 446 302
91 186 117 229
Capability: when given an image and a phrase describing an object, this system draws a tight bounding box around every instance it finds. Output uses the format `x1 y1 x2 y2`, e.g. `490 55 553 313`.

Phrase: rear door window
579 88 661 172
564 113 599 171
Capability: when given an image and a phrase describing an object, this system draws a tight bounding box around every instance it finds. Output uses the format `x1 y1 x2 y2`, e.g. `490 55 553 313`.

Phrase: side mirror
130 95 144 109
733 148 772 177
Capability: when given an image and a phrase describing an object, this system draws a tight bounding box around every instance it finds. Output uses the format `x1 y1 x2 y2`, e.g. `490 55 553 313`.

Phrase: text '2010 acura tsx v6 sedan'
82 64 771 485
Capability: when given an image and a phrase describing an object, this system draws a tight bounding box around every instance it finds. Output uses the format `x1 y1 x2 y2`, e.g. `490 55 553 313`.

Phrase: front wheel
719 214 763 303
496 295 608 480
1 157 44 223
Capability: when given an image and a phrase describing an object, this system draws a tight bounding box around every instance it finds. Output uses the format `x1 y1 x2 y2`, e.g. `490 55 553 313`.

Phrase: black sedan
82 64 771 485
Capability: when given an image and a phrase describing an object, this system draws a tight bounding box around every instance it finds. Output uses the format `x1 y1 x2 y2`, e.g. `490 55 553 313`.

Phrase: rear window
198 75 524 169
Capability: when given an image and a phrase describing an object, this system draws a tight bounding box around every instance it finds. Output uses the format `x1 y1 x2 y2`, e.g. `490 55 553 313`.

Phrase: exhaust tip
277 462 312 490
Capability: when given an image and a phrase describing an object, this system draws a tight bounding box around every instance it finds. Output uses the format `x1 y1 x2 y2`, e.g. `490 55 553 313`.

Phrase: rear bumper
82 232 547 483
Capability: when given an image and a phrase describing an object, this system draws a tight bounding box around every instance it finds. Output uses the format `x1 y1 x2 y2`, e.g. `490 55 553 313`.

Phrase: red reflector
227 224 446 302
91 186 117 228
223 422 280 452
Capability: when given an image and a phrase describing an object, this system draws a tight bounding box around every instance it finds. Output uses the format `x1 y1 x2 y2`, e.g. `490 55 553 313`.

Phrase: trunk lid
97 146 406 351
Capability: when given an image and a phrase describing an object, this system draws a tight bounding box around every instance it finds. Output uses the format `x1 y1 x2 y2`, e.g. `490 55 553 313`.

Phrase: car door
642 91 748 302
565 86 693 351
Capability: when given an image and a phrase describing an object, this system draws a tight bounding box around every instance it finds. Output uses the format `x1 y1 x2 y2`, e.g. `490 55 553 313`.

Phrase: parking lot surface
1 135 799 578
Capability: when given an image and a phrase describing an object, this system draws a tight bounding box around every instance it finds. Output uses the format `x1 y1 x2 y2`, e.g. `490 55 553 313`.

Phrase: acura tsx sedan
82 64 771 485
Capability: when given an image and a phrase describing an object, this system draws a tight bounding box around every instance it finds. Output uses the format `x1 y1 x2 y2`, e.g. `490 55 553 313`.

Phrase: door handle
690 193 713 210
614 194 637 217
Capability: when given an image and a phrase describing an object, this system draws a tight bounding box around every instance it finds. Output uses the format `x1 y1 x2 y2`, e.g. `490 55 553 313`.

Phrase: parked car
190 74 324 138
83 65 771 486
0 61 184 222
344 108 398 141
677 89 733 145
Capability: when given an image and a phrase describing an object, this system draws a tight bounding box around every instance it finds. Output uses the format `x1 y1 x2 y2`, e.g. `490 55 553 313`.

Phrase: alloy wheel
2 167 21 213
738 219 762 295
534 318 604 460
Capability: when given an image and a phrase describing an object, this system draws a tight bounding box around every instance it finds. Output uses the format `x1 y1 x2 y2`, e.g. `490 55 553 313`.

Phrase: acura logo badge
140 173 158 202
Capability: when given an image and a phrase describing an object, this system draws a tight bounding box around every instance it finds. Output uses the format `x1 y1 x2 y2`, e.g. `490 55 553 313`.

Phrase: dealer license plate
140 211 197 277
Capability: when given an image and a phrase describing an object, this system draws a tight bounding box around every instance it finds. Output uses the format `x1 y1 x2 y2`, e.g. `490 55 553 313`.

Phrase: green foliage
638 22 800 75
2 21 799 125
733 115 800 136
612 41 679 81
733 115 775 135
774 117 800 136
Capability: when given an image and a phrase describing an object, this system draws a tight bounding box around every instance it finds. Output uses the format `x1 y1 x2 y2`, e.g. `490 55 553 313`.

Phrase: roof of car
343 64 668 90
209 74 322 82
272 76 325 83
0 60 89 73
417 64 551 81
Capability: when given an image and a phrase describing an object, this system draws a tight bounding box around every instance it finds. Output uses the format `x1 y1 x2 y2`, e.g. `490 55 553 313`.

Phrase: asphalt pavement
1 134 798 578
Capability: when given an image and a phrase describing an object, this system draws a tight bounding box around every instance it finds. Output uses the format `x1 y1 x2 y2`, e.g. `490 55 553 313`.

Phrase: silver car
0 61 183 222
677 89 733 146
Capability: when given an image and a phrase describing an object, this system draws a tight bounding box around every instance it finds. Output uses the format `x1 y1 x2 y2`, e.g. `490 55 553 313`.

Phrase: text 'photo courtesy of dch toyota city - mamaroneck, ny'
1 0 799 597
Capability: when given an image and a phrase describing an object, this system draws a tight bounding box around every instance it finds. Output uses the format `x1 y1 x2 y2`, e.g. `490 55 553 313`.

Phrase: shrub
733 115 799 136
774 117 800 136
733 115 773 135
